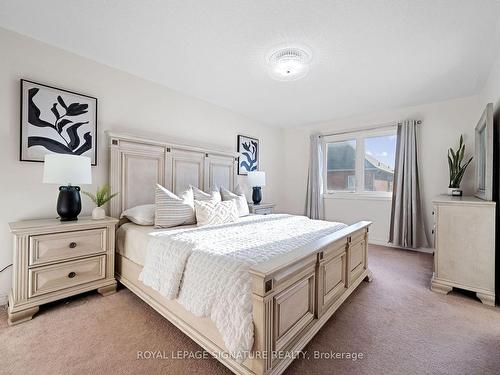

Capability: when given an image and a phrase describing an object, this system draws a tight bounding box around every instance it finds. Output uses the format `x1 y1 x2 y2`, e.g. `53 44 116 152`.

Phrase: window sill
323 192 392 201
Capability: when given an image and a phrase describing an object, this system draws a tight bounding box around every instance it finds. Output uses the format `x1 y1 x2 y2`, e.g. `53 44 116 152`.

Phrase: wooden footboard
250 221 372 375
115 221 371 375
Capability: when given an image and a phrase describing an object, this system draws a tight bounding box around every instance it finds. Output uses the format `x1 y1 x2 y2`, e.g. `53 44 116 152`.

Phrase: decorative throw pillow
155 184 195 228
220 186 250 217
194 199 239 227
191 186 222 202
120 204 155 225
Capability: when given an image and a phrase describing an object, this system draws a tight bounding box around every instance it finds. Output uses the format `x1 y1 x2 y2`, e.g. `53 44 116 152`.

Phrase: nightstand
248 203 276 215
7 216 118 325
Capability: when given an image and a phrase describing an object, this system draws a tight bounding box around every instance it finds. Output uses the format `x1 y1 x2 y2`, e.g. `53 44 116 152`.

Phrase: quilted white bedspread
139 214 346 358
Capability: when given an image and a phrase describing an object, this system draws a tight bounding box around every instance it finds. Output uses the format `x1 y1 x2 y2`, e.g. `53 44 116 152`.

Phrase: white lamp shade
247 171 266 187
43 154 92 185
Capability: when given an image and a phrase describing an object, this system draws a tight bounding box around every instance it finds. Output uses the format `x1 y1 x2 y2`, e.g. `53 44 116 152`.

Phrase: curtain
389 120 428 248
305 133 324 220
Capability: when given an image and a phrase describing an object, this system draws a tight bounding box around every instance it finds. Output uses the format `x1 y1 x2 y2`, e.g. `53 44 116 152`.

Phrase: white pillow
191 186 222 202
194 199 239 227
220 186 250 217
120 204 155 225
155 184 195 228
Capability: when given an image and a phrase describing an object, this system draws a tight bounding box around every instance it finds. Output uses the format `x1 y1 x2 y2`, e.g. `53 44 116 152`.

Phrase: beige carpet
1 245 499 375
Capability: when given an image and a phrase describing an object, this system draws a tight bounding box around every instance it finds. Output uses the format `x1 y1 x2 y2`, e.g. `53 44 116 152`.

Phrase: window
364 135 397 192
326 140 356 191
324 128 397 197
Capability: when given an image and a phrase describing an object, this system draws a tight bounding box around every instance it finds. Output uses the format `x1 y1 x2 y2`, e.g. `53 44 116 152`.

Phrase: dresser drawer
28 255 106 298
29 228 107 266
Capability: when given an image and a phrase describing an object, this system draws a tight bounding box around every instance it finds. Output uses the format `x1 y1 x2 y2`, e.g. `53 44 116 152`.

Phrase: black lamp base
57 185 82 221
252 186 262 205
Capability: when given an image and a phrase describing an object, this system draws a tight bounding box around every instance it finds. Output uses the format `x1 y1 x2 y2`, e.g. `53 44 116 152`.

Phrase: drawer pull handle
68 271 77 278
69 242 77 248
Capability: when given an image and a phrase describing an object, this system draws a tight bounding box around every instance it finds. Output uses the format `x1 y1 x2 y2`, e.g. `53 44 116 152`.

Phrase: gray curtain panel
389 121 429 248
305 133 324 219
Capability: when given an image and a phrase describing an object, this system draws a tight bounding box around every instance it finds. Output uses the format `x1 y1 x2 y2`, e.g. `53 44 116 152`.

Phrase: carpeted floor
1 245 499 375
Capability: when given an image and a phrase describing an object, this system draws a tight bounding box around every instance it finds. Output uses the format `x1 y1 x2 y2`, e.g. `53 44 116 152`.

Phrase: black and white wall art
237 135 259 175
20 79 98 165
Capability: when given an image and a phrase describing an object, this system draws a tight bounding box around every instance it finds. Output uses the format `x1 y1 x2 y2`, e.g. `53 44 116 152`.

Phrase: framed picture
474 103 494 200
20 79 98 165
237 135 259 175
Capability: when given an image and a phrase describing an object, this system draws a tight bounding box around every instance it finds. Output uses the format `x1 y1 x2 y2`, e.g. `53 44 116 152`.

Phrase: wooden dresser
431 195 496 306
8 216 118 325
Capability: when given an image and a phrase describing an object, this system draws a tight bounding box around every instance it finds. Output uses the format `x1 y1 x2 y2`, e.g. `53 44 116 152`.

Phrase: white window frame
322 127 397 200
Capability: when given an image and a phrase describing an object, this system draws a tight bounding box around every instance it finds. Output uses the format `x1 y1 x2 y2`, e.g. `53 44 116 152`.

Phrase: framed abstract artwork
20 79 98 165
237 134 259 175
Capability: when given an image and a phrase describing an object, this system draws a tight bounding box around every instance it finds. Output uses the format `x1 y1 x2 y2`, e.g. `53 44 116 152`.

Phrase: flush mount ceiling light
267 46 312 81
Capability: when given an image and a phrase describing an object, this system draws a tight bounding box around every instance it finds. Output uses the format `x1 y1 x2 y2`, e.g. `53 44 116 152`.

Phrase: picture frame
237 135 259 175
20 79 98 165
474 103 494 200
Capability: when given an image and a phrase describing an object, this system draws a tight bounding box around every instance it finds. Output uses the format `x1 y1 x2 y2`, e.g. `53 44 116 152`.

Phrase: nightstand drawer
248 203 275 215
28 255 106 298
254 207 273 215
29 228 107 266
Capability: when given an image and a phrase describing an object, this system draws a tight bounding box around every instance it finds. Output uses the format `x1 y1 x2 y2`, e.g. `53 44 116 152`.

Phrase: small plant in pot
83 185 118 220
447 135 473 196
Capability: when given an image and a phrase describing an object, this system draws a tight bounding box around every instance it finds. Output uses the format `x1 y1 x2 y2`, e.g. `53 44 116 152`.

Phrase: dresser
8 217 118 325
248 202 275 215
431 195 496 306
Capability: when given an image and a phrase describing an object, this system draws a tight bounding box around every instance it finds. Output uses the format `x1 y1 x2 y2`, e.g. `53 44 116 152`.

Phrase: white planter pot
447 187 462 196
92 206 106 220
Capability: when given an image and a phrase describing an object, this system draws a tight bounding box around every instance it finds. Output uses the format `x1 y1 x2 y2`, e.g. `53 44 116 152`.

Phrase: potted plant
83 185 118 219
447 135 473 196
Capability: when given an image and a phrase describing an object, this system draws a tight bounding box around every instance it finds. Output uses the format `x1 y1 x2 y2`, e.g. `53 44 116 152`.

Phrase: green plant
82 185 118 207
448 135 473 188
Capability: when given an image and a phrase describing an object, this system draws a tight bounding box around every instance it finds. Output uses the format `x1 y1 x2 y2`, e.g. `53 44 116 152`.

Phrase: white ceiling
1 0 500 127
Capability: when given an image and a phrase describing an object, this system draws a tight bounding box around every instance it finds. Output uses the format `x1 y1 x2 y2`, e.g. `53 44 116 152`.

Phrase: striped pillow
220 186 249 217
191 186 222 202
194 199 239 227
154 184 195 228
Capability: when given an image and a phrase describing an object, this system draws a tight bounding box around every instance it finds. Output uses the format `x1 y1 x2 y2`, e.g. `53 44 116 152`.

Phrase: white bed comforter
139 214 346 358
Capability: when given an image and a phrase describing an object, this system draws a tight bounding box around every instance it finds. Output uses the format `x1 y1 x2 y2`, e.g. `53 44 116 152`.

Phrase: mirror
474 103 493 200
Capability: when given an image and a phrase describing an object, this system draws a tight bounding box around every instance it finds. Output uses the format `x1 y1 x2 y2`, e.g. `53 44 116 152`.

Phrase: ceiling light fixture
267 46 312 81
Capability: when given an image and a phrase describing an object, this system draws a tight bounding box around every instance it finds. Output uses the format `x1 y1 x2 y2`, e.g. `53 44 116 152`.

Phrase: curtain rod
319 120 422 138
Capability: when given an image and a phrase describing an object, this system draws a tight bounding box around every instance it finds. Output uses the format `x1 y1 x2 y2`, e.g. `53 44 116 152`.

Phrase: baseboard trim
369 239 434 254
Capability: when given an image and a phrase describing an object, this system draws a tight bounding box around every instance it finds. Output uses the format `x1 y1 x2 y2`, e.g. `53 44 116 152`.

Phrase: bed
109 132 372 375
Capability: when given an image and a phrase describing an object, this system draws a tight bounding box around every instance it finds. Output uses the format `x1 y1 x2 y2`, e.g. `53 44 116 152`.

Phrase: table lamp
247 171 266 205
43 154 92 221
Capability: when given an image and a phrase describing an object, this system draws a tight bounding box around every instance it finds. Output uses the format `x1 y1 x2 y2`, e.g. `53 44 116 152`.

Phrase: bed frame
109 132 372 375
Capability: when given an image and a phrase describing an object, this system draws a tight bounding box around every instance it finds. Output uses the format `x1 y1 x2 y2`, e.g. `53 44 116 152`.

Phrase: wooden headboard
108 132 238 218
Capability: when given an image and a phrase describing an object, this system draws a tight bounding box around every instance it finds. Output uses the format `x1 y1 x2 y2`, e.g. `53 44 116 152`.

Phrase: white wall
282 95 484 247
0 28 285 303
480 50 500 111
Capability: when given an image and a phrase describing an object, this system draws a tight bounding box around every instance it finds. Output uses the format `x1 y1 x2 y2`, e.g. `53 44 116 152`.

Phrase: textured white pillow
194 199 239 227
220 186 250 217
191 186 222 202
120 204 155 225
155 184 195 228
